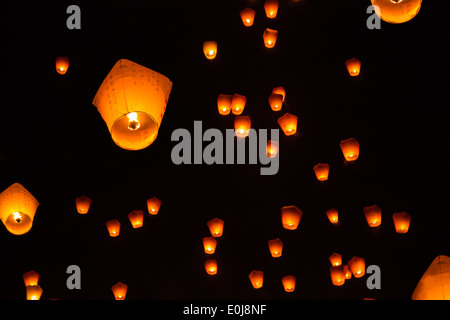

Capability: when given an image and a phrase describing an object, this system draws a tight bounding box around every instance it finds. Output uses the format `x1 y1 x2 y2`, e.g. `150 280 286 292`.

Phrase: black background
3 0 449 301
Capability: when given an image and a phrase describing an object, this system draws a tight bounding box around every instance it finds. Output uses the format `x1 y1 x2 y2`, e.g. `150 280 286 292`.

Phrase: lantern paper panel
277 113 298 136
23 271 39 287
348 256 365 278
313 163 330 181
128 210 144 228
326 208 339 224
205 259 218 275
281 205 303 230
26 285 43 300
266 140 279 158
203 41 217 60
345 58 361 76
92 59 173 151
147 197 162 215
268 238 283 258
234 115 251 138
329 253 342 267
207 218 224 237
231 94 247 115
106 219 121 237
249 270 264 289
364 204 382 227
340 137 360 161
330 266 346 286
75 195 92 214
272 86 286 101
203 236 217 254
240 7 256 27
392 211 411 233
412 255 450 300
55 56 70 75
371 0 422 24
264 0 279 18
281 275 296 292
268 93 283 111
112 282 128 300
217 94 232 115
263 28 278 48
0 183 39 235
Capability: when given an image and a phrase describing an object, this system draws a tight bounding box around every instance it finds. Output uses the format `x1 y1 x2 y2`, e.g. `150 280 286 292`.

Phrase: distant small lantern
268 93 283 111
263 28 278 48
330 266 346 286
281 275 296 292
329 253 342 267
326 208 339 224
264 0 279 19
371 0 422 24
313 163 330 181
147 197 162 215
217 94 232 115
234 115 251 138
203 236 217 254
106 219 121 237
272 86 286 101
392 211 411 234
75 195 92 214
203 41 218 60
231 94 247 115
343 265 352 279
26 285 43 300
128 210 144 228
205 259 218 275
345 58 361 76
364 204 382 227
281 205 303 230
240 7 256 27
0 183 39 235
340 137 360 161
266 140 279 158
348 256 366 278
207 218 224 237
249 270 264 289
55 56 70 75
277 113 298 136
268 238 283 258
111 282 128 300
23 271 39 287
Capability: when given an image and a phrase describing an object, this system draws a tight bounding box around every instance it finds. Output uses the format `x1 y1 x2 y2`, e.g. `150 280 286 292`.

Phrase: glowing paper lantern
203 236 217 254
147 197 162 215
92 59 173 151
234 115 251 138
345 58 361 76
240 7 256 27
277 113 298 136
268 93 283 111
55 56 69 75
330 266 346 286
313 163 330 181
75 195 92 214
340 137 360 161
264 0 279 18
205 259 218 275
343 265 352 279
0 183 39 235
207 218 224 237
364 204 382 227
111 282 128 300
231 94 247 115
329 253 342 267
272 86 286 101
326 208 339 224
26 285 43 300
263 28 278 48
23 271 39 287
128 210 144 228
268 238 283 258
203 41 217 60
348 256 365 278
281 205 303 230
392 211 411 234
249 270 264 289
266 140 279 158
217 94 232 116
106 219 121 237
412 255 450 300
281 275 296 292
371 0 422 24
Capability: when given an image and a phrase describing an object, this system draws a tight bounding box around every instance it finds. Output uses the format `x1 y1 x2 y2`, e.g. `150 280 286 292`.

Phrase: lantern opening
111 111 158 150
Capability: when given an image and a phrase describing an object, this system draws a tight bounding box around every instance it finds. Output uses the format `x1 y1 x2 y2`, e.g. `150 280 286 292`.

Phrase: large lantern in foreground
281 275 296 292
26 285 43 300
268 238 283 258
55 56 70 75
263 28 278 48
412 255 450 300
0 183 39 235
340 137 360 161
371 0 422 24
106 219 121 237
348 256 365 278
392 211 411 234
92 59 173 151
364 204 382 227
277 113 298 136
207 218 224 237
345 58 361 77
313 163 330 181
75 195 92 214
281 205 303 230
147 197 162 215
249 270 264 289
240 7 256 27
128 210 144 228
112 282 128 300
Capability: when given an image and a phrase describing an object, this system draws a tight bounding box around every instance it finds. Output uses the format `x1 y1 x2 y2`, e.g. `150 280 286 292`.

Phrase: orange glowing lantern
205 259 218 275
412 255 450 300
92 59 173 151
364 204 382 227
313 163 330 181
281 205 303 230
340 137 360 161
147 197 162 215
234 115 251 138
231 94 247 115
203 41 217 60
23 271 39 287
207 218 224 237
26 285 43 300
343 265 352 279
106 219 121 237
277 113 298 136
75 195 92 214
240 7 256 27
263 28 278 48
268 238 283 258
249 270 264 289
329 253 342 267
128 210 144 228
281 275 296 292
217 94 232 116
326 208 339 224
348 256 365 278
330 266 346 286
264 0 279 19
371 0 422 24
112 282 128 300
0 183 39 235
345 58 361 77
272 86 286 101
392 211 411 234
203 236 217 254
55 56 70 75
268 93 283 111
266 140 279 158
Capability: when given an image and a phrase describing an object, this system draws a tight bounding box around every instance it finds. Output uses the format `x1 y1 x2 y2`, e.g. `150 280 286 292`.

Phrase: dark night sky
2 0 450 302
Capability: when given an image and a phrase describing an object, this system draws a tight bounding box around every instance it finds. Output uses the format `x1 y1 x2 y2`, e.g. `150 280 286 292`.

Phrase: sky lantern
264 0 279 18
329 253 342 267
313 163 330 181
392 211 411 233
272 86 285 101
205 259 218 275
281 205 303 230
266 140 279 158
203 236 217 254
231 94 247 115
340 137 360 161
371 0 422 24
106 219 121 237
75 195 92 214
128 210 144 228
234 115 251 138
240 7 255 27
348 256 365 278
26 285 43 300
412 255 450 300
203 41 217 60
55 56 69 75
330 266 346 286
0 183 39 235
277 113 298 136
112 282 128 300
326 208 339 224
23 271 39 287
147 197 162 215
364 204 382 227
268 93 283 111
92 59 173 151
343 265 352 279
281 275 296 292
268 238 283 258
249 270 264 289
207 218 224 237
345 58 361 76
263 28 278 48
217 94 232 115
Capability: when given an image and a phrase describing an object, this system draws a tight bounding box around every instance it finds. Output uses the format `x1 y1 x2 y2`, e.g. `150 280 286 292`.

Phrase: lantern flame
12 211 22 223
127 112 140 131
